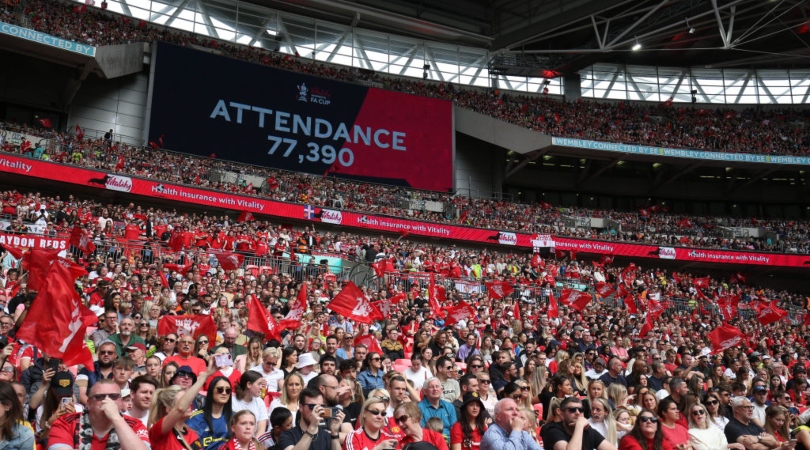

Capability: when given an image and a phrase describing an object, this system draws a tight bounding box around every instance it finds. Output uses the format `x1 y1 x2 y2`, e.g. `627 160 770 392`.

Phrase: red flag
599 254 614 265
37 118 52 128
285 283 308 321
428 273 446 318
548 292 559 318
755 300 788 325
75 124 85 140
692 276 710 289
444 301 475 327
149 141 160 149
246 295 284 342
371 260 386 278
69 225 96 255
214 252 245 271
16 262 96 367
485 280 515 299
327 282 383 324
530 253 543 268
595 282 616 298
513 299 521 322
354 334 383 355
163 263 192 277
639 313 655 338
237 211 255 223
558 289 592 311
3 246 24 260
617 283 630 298
22 249 61 292
708 323 747 354
55 257 88 280
624 295 638 315
157 314 216 342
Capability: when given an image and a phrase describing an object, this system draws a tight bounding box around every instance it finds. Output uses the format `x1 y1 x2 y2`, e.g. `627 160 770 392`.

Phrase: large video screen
148 42 454 192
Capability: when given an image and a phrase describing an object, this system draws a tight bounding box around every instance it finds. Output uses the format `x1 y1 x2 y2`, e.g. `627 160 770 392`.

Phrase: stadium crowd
0 186 809 450
7 0 810 159
2 122 809 255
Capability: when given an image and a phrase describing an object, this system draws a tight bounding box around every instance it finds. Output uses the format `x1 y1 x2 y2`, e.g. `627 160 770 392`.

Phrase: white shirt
124 408 149 427
403 365 432 387
249 364 284 392
232 396 268 424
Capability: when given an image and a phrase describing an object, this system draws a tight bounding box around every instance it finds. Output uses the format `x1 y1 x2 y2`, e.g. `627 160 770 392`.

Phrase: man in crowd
164 335 206 375
48 379 150 450
91 309 118 347
76 339 118 405
599 358 627 388
418 377 457 438
214 327 246 358
481 398 542 450
277 388 344 450
724 397 781 450
540 396 615 450
436 356 461 402
124 375 157 427
108 317 146 357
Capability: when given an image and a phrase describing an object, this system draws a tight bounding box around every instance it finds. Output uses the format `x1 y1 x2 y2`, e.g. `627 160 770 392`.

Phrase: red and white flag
214 252 245 271
69 225 96 255
327 282 383 324
755 300 787 325
285 283 308 321
428 273 446 318
444 301 475 326
548 292 559 318
485 280 514 299
624 295 638 315
16 262 96 368
558 289 592 311
692 276 711 289
708 323 747 354
23 249 61 292
237 211 254 223
595 282 616 298
371 260 387 278
354 334 383 355
157 314 217 342
717 295 740 321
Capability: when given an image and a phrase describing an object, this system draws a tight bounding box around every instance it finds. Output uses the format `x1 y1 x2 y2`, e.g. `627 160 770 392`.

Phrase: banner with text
148 42 453 192
0 153 807 268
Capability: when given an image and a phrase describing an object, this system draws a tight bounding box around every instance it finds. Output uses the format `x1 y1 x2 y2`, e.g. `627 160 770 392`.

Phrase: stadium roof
255 0 810 74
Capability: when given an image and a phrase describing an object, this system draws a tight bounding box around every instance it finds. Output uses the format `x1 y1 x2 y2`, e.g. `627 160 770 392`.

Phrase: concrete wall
454 106 551 155
95 43 145 79
67 71 149 145
455 133 506 198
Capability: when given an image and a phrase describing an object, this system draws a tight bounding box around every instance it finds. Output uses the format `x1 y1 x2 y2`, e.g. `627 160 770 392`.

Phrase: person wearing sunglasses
188 375 234 450
277 387 344 450
76 340 118 405
618 409 667 450
724 397 785 450
47 379 151 450
539 396 614 450
687 403 741 450
347 396 400 450
147 357 217 450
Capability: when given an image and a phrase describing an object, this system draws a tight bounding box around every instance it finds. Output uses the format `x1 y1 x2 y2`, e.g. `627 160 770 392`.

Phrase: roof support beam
605 0 669 49
505 150 545 179
652 162 702 191
578 158 621 187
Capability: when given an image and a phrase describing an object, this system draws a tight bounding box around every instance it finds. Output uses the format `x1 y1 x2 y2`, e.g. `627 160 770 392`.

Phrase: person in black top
277 388 344 450
723 397 780 450
540 396 615 450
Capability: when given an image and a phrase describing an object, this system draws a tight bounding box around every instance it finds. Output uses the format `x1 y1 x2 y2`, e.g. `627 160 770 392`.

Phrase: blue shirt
357 369 385 396
187 409 229 450
418 397 457 438
481 423 542 450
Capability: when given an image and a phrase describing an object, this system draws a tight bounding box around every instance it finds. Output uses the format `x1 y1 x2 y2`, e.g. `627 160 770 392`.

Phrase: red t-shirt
49 412 151 450
661 423 690 448
450 422 484 450
163 354 207 375
619 435 674 450
399 429 448 450
149 417 203 450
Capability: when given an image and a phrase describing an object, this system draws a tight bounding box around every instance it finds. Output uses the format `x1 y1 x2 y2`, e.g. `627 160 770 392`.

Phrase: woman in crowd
520 357 536 381
0 382 34 449
528 363 547 406
280 347 298 378
258 408 293 450
269 373 303 423
394 401 449 450
618 408 669 450
450 392 487 450
584 380 607 419
685 402 724 450
346 396 399 450
632 387 651 414
588 397 619 447
704 391 728 431
657 398 690 448
35 373 81 438
614 409 633 442
195 335 211 360
539 375 573 418
763 406 791 444
520 407 542 446
148 358 216 449
205 347 242 391
234 337 263 373
336 334 355 361
608 383 632 411
516 381 533 410
337 377 363 429
708 365 727 391
135 318 156 347
231 371 268 435
187 375 233 450
358 352 386 397
218 411 262 450
479 337 495 364
403 351 432 387
160 362 179 388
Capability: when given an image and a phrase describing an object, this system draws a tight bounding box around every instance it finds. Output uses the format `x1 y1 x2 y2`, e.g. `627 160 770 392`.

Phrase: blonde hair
529 365 548 401
607 383 628 409
590 397 618 446
587 380 608 402
547 397 563 422
148 386 182 428
359 397 387 427
280 373 304 406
